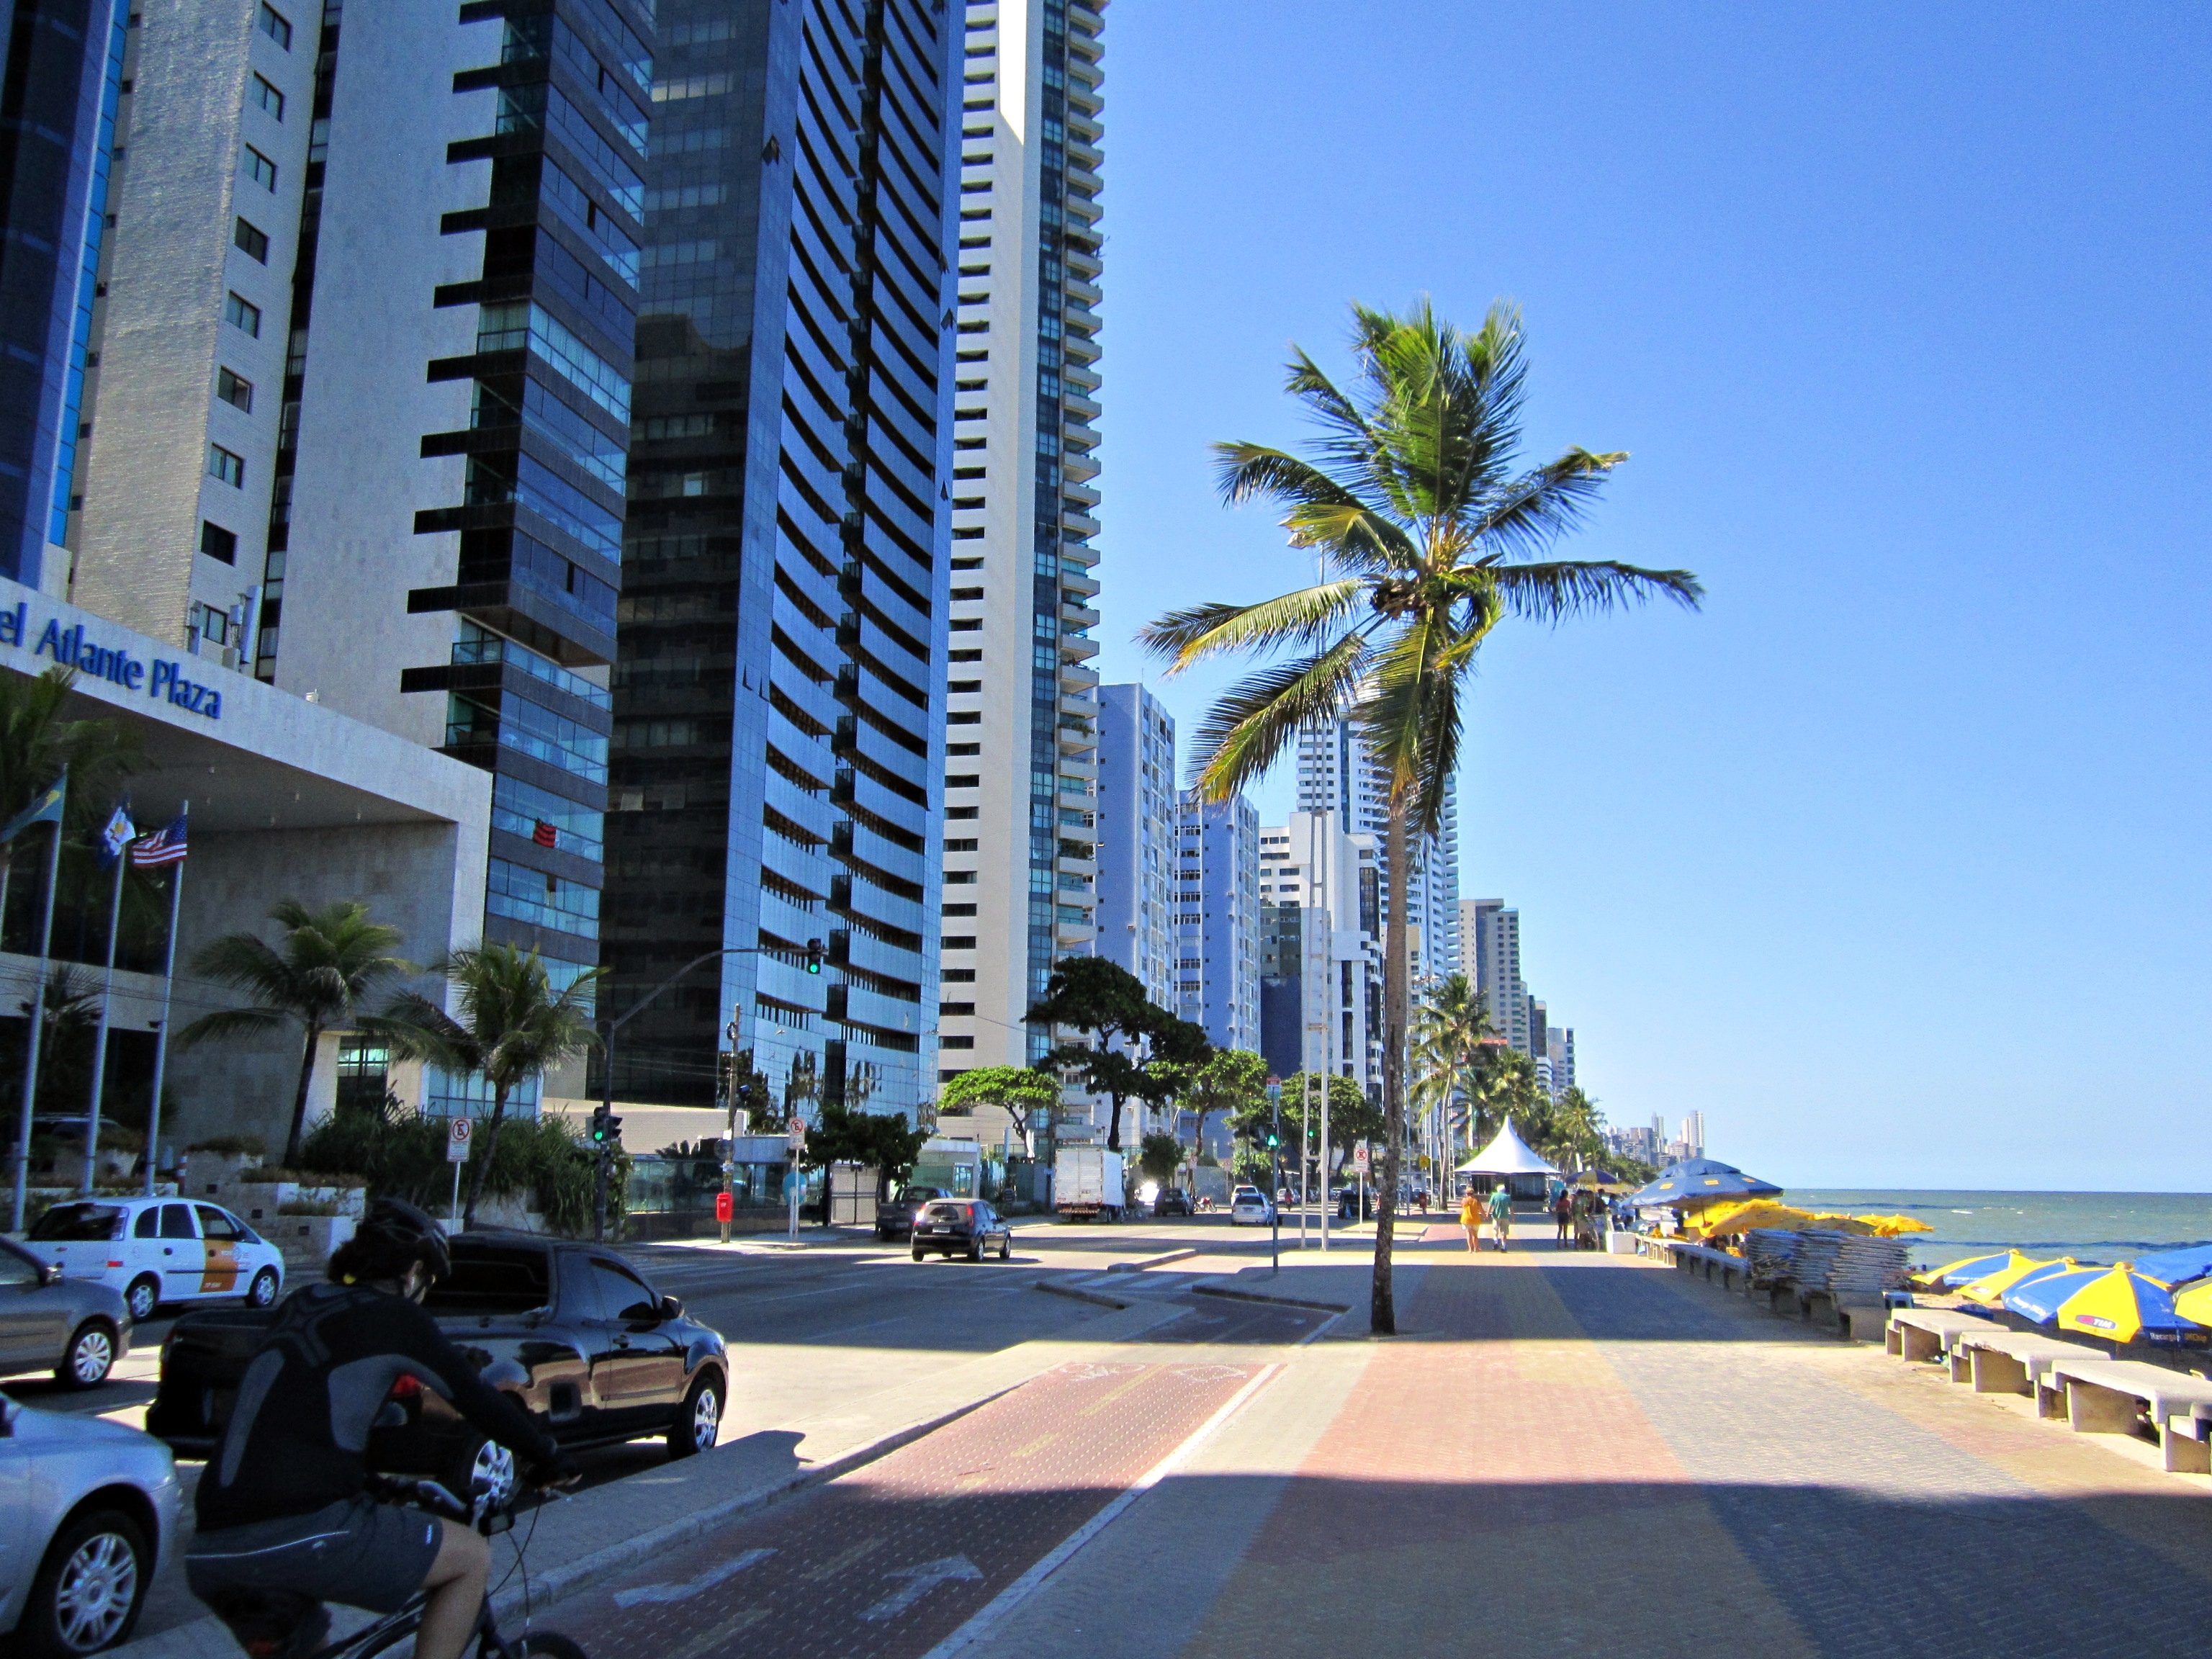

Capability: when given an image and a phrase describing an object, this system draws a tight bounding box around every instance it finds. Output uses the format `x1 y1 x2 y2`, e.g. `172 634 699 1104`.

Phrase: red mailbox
715 1191 734 1223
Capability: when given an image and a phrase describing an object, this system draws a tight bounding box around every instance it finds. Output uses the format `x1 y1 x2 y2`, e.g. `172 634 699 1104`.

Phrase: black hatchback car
909 1200 1012 1262
148 1231 728 1500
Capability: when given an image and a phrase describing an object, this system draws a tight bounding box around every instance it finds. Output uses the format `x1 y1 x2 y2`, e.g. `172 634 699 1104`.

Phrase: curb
1036 1279 1132 1310
1105 1247 1200 1273
1192 1283 1353 1314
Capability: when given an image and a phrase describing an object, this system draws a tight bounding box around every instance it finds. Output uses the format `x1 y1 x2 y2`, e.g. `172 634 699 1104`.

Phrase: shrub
299 1102 619 1237
277 1197 346 1216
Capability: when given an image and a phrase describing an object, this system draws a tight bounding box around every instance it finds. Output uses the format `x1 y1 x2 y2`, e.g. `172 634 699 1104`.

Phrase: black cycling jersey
197 1281 560 1532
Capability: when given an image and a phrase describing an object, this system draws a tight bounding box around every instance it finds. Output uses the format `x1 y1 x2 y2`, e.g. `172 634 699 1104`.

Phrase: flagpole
11 770 68 1233
140 802 186 1200
81 824 131 1196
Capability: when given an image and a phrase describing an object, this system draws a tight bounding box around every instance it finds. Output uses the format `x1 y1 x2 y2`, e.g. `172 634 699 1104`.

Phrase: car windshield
423 1241 553 1315
29 1202 127 1241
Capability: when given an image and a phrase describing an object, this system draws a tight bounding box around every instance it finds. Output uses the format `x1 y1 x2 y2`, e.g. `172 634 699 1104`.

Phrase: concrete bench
1665 1241 1750 1292
1885 1308 1995 1364
2041 1357 2212 1474
1947 1327 2101 1396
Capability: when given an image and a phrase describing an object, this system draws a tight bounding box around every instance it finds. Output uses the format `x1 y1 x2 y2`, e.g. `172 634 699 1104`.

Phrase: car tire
876 1228 893 1242
444 1430 518 1509
912 1246 925 1262
56 1321 115 1390
999 1236 1012 1261
245 1267 280 1309
667 1371 722 1459
122 1276 158 1323
967 1237 983 1262
20 1507 148 1658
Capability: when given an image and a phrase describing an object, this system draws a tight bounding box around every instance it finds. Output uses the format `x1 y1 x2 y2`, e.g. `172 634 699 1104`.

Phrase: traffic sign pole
445 1117 472 1228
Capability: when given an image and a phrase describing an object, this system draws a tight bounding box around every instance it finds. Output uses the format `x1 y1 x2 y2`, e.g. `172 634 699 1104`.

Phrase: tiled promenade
969 1225 2212 1659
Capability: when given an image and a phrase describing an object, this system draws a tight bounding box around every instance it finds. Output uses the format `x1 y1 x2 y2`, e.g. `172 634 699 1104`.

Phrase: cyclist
186 1198 577 1659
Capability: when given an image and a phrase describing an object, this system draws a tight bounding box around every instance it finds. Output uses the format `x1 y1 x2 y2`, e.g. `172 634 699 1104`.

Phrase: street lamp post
593 939 822 1243
1265 1078 1281 1274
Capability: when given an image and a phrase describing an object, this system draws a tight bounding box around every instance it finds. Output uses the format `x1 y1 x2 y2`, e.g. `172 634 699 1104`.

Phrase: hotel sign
0 602 225 720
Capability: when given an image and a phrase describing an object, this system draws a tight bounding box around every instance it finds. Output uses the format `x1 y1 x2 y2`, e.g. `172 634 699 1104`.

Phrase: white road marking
611 1547 775 1606
859 1555 984 1622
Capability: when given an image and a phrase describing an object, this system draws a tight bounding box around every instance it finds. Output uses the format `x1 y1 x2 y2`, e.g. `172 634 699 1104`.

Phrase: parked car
1154 1187 1193 1218
0 1239 129 1390
910 1200 1012 1262
24 1198 284 1323
147 1231 727 1502
875 1184 951 1243
0 1393 181 1655
1230 1185 1274 1226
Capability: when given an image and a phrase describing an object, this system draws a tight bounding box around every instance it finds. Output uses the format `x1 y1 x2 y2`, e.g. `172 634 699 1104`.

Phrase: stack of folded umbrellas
1743 1228 1802 1285
1791 1229 1911 1297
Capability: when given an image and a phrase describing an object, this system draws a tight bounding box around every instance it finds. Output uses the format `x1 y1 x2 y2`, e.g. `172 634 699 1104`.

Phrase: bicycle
204 1474 585 1659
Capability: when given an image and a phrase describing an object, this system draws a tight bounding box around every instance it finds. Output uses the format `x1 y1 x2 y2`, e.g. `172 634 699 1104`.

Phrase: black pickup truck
874 1185 950 1242
147 1231 729 1499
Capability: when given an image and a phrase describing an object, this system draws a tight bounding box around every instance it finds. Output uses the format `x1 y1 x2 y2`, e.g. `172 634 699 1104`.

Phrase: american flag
131 814 188 867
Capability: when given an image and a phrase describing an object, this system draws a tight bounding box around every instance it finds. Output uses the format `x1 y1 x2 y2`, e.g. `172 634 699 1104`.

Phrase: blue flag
98 803 136 867
0 778 66 845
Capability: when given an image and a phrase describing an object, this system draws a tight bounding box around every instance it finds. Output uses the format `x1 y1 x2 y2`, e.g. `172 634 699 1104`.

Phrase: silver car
0 1238 130 1389
0 1395 181 1655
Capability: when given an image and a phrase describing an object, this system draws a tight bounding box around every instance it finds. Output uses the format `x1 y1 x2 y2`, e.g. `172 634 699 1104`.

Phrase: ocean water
1787 1190 2212 1272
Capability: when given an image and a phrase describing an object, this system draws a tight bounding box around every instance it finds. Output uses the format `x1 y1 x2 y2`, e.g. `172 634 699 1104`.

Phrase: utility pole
1266 1077 1281 1274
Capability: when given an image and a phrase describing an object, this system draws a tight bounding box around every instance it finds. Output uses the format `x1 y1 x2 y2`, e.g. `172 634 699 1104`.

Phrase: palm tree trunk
283 1020 324 1168
462 1082 510 1228
1370 800 1413 1336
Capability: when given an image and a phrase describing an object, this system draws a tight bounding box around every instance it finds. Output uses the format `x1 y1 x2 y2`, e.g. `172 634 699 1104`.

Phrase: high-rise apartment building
1 0 122 588
600 0 959 1120
1095 681 1171 1005
1548 1025 1575 1095
1173 787 1258 1052
63 0 649 1067
1257 810 1382 1097
930 0 1107 1083
1460 896 1529 1053
1295 713 1457 983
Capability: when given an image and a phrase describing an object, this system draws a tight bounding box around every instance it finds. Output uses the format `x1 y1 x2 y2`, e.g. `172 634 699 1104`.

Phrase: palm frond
1463 448 1625 559
176 1007 284 1047
1490 557 1704 622
1136 580 1364 673
1186 631 1372 803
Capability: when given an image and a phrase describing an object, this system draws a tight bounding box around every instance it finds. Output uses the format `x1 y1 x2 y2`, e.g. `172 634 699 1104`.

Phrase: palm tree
1411 973 1490 1170
0 667 139 886
181 899 413 1168
372 943 601 1228
1143 300 1702 1332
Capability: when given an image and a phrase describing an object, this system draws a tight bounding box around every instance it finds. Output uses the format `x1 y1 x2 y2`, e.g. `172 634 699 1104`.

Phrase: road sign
1352 1142 1370 1172
786 1115 806 1148
446 1118 472 1163
1265 1080 1281 1106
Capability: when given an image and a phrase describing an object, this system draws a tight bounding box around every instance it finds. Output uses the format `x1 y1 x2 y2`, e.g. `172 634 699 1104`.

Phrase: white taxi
23 1198 285 1323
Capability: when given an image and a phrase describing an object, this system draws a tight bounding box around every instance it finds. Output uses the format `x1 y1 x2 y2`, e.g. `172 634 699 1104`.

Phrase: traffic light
1265 1130 1280 1148
805 938 825 974
590 1107 621 1146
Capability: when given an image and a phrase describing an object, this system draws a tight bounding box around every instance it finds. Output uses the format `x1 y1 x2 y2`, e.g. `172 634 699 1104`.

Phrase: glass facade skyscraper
603 0 956 1119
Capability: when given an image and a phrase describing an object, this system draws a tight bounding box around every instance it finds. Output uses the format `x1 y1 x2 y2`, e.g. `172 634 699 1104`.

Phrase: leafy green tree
1411 974 1489 1166
1024 956 1210 1151
1234 1072 1380 1173
183 899 413 1169
1175 1048 1267 1164
0 666 138 888
371 943 602 1226
801 1097 929 1200
1137 1130 1183 1185
938 1065 1062 1154
1143 300 1701 1332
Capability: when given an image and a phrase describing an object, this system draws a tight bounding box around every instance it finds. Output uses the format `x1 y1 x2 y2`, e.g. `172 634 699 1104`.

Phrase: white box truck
1053 1146 1125 1221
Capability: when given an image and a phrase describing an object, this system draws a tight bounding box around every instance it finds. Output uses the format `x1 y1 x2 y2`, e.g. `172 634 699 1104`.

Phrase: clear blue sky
1085 4 2212 1191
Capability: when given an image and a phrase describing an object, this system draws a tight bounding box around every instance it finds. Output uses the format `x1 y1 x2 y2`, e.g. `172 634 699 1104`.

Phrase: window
589 1256 659 1323
160 1204 196 1239
256 2 291 47
243 145 277 189
233 217 269 261
207 444 244 487
224 292 261 336
200 521 238 564
132 1208 159 1238
216 367 253 411
251 72 285 117
197 1205 248 1241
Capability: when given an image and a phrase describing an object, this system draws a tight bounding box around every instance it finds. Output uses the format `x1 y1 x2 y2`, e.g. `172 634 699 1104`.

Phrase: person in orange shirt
1459 1185 1482 1253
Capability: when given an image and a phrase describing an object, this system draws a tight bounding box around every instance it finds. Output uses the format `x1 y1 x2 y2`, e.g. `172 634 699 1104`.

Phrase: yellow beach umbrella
2175 1277 2212 1329
1911 1249 2028 1290
1853 1214 1936 1236
1695 1200 1817 1238
1959 1254 2071 1309
2051 1264 2209 1346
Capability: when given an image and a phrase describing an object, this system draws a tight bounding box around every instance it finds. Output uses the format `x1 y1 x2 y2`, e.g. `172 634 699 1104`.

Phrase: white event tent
1455 1118 1560 1177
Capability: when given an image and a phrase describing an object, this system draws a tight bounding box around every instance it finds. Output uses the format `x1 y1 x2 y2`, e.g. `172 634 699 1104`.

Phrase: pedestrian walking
1488 1182 1514 1252
1460 1185 1481 1253
1552 1190 1573 1244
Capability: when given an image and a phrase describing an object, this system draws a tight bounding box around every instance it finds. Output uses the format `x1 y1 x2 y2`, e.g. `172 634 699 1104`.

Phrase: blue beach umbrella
2126 1244 2212 1289
1910 1249 2020 1290
2051 1265 2211 1346
1627 1168 1783 1208
2003 1265 2110 1326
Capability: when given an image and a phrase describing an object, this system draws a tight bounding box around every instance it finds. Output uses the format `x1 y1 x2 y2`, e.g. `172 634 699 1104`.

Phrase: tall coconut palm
372 943 601 1227
182 899 413 1167
1142 300 1701 1332
0 667 139 883
1411 973 1490 1171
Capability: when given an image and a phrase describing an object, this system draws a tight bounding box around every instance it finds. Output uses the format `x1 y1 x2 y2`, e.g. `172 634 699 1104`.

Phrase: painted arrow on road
613 1547 776 1606
860 1555 984 1622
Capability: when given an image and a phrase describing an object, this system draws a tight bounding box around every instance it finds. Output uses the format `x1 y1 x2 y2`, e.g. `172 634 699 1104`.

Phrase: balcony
1065 277 1102 310
1058 660 1100 691
1060 601 1100 631
1056 854 1097 879
1064 393 1102 426
1059 634 1100 665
